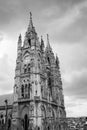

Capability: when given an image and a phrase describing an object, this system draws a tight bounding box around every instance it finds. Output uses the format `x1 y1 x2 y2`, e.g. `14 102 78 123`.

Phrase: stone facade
0 13 67 130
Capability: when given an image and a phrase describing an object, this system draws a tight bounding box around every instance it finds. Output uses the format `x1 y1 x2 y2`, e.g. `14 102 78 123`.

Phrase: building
0 13 66 130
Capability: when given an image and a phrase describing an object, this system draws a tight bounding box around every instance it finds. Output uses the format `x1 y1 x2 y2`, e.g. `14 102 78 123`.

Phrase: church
0 13 67 130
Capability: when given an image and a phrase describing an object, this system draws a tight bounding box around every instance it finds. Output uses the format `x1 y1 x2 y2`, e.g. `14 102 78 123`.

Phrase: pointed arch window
47 57 50 65
24 64 27 73
25 84 28 98
28 39 31 47
28 64 31 72
8 118 11 129
21 85 24 97
48 77 51 86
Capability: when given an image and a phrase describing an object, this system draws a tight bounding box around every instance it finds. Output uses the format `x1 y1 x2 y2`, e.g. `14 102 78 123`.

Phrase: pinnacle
18 34 22 49
41 35 44 42
56 54 59 67
46 34 51 50
41 36 44 46
29 12 33 29
18 34 22 43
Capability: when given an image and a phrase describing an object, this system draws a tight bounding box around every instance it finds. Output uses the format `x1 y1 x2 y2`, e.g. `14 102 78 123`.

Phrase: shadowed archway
24 114 28 130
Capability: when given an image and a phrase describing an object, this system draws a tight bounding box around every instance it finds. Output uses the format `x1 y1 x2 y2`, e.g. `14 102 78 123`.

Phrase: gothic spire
29 12 33 29
26 12 36 35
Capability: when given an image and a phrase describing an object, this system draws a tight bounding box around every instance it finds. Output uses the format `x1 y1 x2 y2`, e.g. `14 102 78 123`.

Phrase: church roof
0 93 13 107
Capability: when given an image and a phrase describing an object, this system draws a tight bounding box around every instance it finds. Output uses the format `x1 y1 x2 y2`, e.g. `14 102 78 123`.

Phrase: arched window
28 39 31 47
48 126 50 130
1 114 3 119
38 126 40 130
48 77 51 86
8 118 11 129
28 64 30 72
59 124 61 130
24 64 27 73
24 114 28 130
25 84 28 98
47 57 50 65
21 85 24 98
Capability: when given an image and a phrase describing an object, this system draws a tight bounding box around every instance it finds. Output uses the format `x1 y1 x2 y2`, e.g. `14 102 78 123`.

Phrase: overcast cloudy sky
0 0 87 117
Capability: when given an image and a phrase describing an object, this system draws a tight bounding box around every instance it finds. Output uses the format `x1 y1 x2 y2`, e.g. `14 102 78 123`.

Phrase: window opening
21 85 24 97
28 39 31 47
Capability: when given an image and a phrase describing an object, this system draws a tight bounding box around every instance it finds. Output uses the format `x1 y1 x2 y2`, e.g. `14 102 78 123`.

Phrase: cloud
0 0 87 117
63 69 87 100
45 0 87 43
0 33 3 42
0 55 13 94
65 96 87 117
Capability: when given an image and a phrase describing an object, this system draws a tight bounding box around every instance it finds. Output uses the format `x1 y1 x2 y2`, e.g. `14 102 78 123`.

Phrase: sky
0 0 87 117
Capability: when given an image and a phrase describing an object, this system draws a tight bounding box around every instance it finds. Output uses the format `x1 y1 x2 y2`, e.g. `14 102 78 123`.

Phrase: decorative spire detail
18 34 22 49
46 34 52 51
41 36 44 51
29 12 33 29
41 36 44 43
26 12 36 35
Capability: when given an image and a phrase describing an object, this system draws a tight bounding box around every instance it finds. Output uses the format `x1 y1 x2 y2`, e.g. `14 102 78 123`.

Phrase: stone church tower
12 13 66 130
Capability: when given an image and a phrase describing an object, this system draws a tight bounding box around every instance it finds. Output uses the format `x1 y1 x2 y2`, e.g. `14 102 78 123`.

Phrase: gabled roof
0 93 13 106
